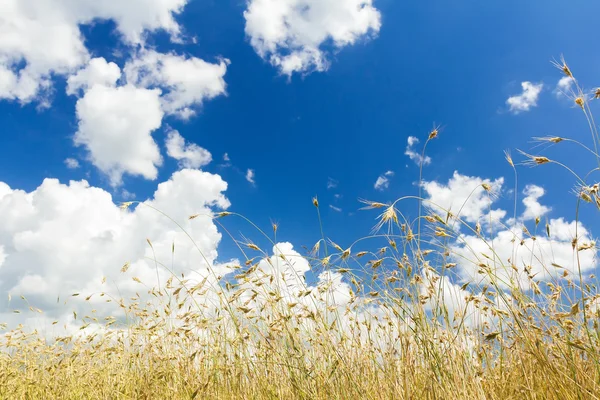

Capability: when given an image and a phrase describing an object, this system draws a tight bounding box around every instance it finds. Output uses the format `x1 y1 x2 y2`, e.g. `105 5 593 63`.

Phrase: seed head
312 197 319 208
518 150 551 167
595 88 600 99
552 56 573 78
359 199 387 209
575 96 585 109
504 150 514 167
341 248 351 260
581 191 593 203
245 243 260 251
119 202 134 210
429 128 439 140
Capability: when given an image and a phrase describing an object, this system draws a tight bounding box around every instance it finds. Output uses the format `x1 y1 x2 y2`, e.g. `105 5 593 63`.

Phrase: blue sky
1 0 599 321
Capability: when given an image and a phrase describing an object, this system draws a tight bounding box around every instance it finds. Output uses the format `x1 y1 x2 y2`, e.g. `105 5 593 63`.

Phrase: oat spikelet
504 150 514 167
533 136 564 144
428 125 440 140
341 248 351 260
518 150 551 167
119 202 134 210
373 205 399 232
312 197 319 208
359 199 387 209
577 241 596 252
552 55 573 78
245 243 260 251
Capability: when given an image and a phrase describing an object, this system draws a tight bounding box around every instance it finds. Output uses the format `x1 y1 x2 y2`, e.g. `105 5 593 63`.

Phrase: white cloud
223 153 230 162
0 0 189 103
0 245 5 268
165 129 212 169
66 57 121 95
246 169 256 185
374 175 390 191
244 0 381 75
422 171 505 224
64 158 80 169
67 54 227 185
74 83 164 186
506 81 543 114
329 205 342 212
555 76 574 97
120 189 136 200
124 50 229 119
0 169 229 320
421 172 597 289
405 136 431 166
450 218 596 289
521 185 551 221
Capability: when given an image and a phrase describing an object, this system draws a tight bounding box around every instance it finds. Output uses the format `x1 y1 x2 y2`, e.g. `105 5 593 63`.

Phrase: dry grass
1 61 600 399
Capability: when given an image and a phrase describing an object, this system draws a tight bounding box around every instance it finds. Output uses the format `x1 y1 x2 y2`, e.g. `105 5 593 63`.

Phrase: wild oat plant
1 60 600 399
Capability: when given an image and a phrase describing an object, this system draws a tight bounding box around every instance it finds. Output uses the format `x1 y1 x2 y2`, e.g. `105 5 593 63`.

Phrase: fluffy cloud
451 218 596 288
422 171 505 224
74 83 164 186
165 129 212 169
555 76 574 97
520 185 551 221
244 0 381 75
66 57 121 95
0 0 189 103
68 55 228 185
374 171 394 191
64 158 80 169
405 136 432 166
423 172 597 288
506 81 543 114
0 169 229 321
124 50 229 119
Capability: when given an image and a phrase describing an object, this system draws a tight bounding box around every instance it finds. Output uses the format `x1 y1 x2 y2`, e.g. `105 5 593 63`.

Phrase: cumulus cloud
0 0 189 103
66 57 121 95
422 172 597 289
521 185 551 221
506 81 543 114
64 158 80 169
422 171 505 224
67 55 228 185
405 136 431 166
244 0 381 75
246 169 256 185
374 171 394 191
374 177 389 191
450 218 596 289
165 129 212 169
124 50 229 119
74 83 164 186
0 169 229 322
555 76 574 97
